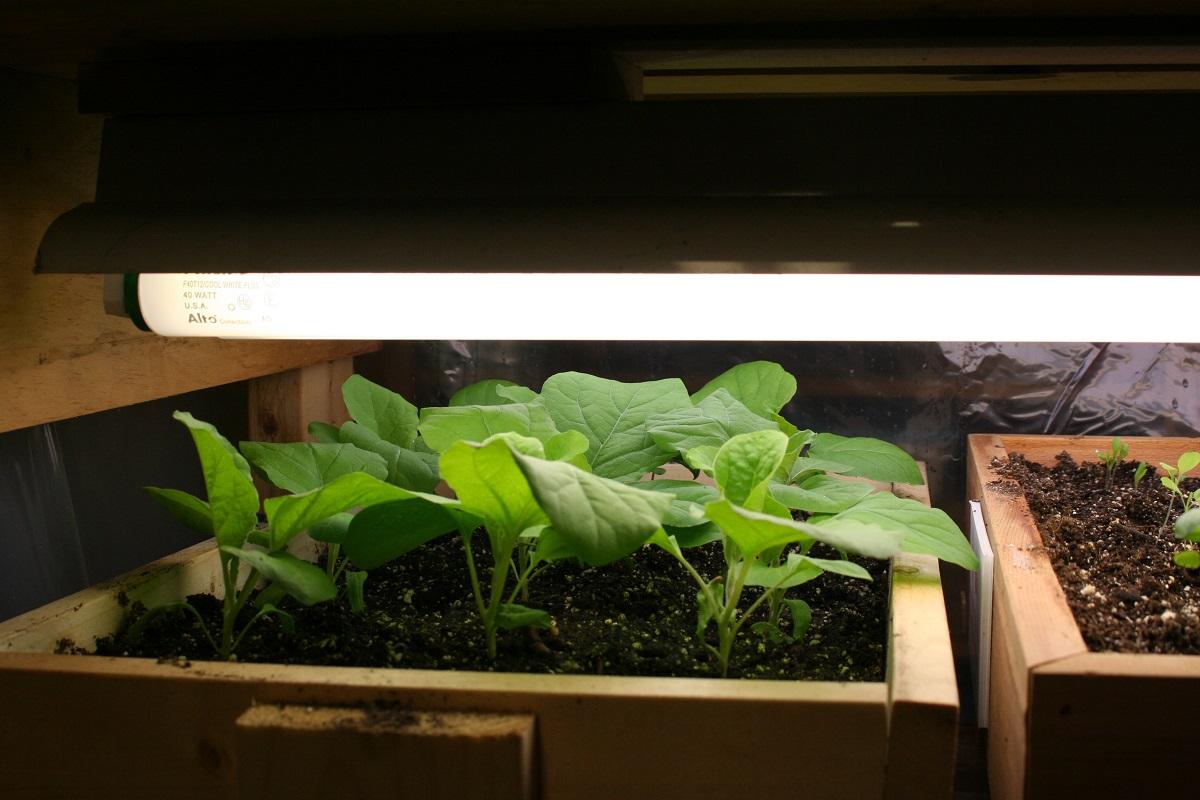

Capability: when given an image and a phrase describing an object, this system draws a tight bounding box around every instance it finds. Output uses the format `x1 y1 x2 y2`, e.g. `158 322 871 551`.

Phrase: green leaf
706 499 903 561
342 375 419 448
451 379 523 407
788 456 854 482
1174 508 1200 542
339 422 440 492
259 603 296 634
346 571 368 612
1175 550 1200 569
222 546 336 605
823 492 979 570
669 522 723 548
744 553 823 589
691 361 798 419
172 411 259 549
513 452 672 565
440 437 546 549
496 385 539 404
343 499 460 569
683 445 719 473
636 480 718 528
769 476 874 514
529 526 576 565
713 429 788 508
802 556 873 580
143 487 212 536
264 471 458 551
785 599 813 642
1179 451 1200 476
239 441 388 494
541 372 691 480
696 588 716 637
647 389 777 457
307 421 341 443
496 603 553 631
307 512 354 545
544 430 591 469
418 403 559 453
808 433 924 486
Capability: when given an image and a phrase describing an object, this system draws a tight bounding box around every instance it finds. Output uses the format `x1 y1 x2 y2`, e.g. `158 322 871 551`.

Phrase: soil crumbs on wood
95 538 888 681
996 453 1200 654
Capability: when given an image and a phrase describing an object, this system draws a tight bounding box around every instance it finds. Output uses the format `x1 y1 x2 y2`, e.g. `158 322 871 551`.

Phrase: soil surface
995 453 1200 654
92 537 889 681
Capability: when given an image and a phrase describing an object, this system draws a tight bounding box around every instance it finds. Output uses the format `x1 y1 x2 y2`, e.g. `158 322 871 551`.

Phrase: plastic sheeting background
0 383 247 620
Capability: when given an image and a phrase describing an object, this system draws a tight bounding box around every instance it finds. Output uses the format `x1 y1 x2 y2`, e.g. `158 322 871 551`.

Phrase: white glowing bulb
133 272 1200 342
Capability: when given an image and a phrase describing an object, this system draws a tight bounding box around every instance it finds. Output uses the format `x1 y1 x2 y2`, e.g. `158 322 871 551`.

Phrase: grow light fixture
120 272 1200 343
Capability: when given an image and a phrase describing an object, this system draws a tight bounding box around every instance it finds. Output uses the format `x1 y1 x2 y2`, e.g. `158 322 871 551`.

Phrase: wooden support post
235 704 536 800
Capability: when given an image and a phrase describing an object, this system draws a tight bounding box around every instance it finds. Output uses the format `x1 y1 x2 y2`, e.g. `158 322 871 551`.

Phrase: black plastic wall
0 383 247 620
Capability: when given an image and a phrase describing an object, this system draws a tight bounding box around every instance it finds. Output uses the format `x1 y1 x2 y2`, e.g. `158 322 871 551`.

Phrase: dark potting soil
995 453 1200 654
92 537 889 681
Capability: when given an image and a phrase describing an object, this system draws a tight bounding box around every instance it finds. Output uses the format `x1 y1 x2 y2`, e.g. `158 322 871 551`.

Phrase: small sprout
1133 461 1148 490
1096 438 1128 492
1159 451 1200 535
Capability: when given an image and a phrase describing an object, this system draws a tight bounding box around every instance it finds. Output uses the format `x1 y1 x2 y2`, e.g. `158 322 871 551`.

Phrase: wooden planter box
968 435 1200 800
0 475 957 800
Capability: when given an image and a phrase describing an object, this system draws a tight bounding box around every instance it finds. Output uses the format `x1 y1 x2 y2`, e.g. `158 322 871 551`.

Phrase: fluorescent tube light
129 272 1200 342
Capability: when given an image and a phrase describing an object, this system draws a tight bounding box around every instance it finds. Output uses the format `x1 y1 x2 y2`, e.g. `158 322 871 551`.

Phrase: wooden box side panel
995 435 1200 470
0 540 223 653
1026 652 1200 800
0 655 889 800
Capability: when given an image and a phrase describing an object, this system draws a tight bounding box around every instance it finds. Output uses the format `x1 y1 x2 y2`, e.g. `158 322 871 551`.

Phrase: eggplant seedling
346 432 671 659
1158 451 1200 535
139 413 346 659
1174 508 1200 569
1097 438 1129 492
649 429 905 677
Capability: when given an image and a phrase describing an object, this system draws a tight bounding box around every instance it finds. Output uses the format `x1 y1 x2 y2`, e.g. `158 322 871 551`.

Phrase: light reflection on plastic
137 272 1200 342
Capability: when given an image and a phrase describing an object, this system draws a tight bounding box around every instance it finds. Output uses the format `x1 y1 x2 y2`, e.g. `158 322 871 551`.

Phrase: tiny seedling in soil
1159 451 1200 534
1097 437 1129 492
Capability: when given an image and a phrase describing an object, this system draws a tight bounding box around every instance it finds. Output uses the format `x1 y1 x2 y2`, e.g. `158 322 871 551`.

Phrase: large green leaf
713 429 788 508
440 437 547 550
647 389 777 456
450 379 533 407
808 433 924 485
173 411 259 549
691 361 798 418
636 479 718 528
342 374 419 448
344 499 460 569
307 421 340 443
143 487 212 536
513 452 672 565
307 512 353 545
264 471 457 551
338 422 439 492
769 475 874 514
744 553 823 589
544 430 592 470
541 372 691 480
821 492 978 569
418 403 559 453
788 456 854 482
221 546 335 605
706 499 903 560
239 441 388 494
